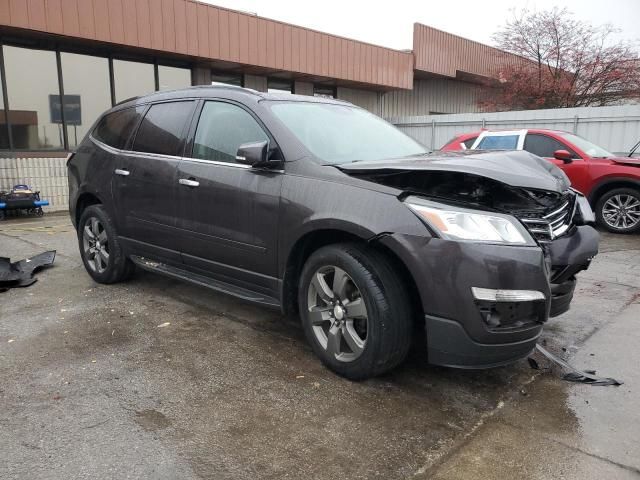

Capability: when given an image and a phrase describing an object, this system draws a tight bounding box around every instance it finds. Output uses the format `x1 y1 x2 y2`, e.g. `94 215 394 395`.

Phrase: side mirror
236 141 269 167
553 149 573 163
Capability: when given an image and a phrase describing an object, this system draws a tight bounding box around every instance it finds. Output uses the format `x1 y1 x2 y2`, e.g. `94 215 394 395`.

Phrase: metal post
573 115 579 134
0 44 14 149
55 50 69 150
481 118 486 129
108 56 116 106
154 60 160 91
430 119 436 150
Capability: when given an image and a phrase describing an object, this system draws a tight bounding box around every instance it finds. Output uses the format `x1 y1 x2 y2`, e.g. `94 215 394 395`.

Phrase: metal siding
218 7 230 60
413 23 525 80
122 0 139 47
237 12 249 64
28 0 47 31
161 0 176 52
0 0 412 89
46 0 64 34
107 0 125 44
196 2 209 57
390 105 640 154
173 0 187 55
378 78 480 118
77 0 96 39
186 0 199 56
293 80 313 96
227 10 239 62
207 5 219 59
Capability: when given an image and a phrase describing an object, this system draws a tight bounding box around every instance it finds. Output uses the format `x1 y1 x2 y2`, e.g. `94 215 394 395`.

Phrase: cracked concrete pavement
1 214 639 479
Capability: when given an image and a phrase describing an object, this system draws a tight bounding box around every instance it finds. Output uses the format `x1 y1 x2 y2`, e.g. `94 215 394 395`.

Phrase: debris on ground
157 322 171 328
529 344 623 386
0 251 56 292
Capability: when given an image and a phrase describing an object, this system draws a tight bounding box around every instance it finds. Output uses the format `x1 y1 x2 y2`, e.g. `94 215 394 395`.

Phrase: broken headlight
405 198 535 246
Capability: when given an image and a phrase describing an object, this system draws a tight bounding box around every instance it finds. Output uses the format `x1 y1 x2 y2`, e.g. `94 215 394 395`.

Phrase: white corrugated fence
389 105 640 154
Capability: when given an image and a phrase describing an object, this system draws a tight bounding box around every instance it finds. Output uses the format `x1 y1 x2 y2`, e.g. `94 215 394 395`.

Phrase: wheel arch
74 192 103 228
588 177 640 206
280 228 423 328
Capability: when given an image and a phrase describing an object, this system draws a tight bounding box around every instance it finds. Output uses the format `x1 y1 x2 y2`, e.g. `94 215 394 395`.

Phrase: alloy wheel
307 265 368 362
602 194 640 230
82 217 110 273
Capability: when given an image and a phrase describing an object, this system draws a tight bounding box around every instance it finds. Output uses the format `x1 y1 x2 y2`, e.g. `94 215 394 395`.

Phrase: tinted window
132 101 194 156
524 134 576 158
463 136 478 149
192 102 269 163
477 135 519 150
93 107 144 149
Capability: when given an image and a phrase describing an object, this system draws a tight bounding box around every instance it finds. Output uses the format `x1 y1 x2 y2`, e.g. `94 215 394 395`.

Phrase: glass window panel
113 59 155 103
132 101 194 156
158 65 191 91
60 52 111 149
93 106 144 149
313 85 336 98
267 79 292 94
523 134 576 158
193 101 268 163
211 72 242 86
4 46 62 149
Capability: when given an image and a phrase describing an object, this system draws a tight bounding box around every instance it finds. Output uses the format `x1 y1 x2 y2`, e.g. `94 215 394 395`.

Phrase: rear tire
78 204 135 284
298 243 413 380
595 188 640 234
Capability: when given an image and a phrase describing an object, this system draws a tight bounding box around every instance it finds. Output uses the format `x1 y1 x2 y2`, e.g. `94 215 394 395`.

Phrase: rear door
522 133 590 194
113 100 196 261
174 99 283 295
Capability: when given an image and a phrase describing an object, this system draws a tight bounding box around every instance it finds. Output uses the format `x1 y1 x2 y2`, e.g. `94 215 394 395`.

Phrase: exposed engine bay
346 169 563 216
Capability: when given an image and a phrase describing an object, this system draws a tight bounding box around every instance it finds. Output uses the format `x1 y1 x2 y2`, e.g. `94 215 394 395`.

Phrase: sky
201 0 640 51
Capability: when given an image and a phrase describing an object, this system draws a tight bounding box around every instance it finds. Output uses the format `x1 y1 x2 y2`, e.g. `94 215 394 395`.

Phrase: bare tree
480 8 640 110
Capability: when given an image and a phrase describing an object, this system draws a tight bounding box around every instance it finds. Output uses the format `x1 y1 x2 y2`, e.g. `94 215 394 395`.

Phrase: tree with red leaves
480 8 640 111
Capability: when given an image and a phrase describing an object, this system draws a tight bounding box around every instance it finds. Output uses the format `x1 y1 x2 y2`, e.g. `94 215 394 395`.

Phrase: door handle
114 169 130 176
179 178 200 187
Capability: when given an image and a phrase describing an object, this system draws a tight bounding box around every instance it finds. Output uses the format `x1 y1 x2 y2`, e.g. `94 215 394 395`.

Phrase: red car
442 129 640 233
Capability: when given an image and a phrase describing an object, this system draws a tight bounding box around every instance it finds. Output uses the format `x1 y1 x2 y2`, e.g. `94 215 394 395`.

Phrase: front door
175 100 283 295
522 133 590 194
113 100 196 261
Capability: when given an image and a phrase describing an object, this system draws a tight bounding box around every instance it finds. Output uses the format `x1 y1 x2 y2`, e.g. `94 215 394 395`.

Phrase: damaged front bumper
379 225 598 368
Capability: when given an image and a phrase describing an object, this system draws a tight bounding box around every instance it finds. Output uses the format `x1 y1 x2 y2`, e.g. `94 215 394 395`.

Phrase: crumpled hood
337 150 571 193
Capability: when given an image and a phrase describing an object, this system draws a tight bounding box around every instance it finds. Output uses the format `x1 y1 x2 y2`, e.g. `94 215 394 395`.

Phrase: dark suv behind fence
68 86 599 380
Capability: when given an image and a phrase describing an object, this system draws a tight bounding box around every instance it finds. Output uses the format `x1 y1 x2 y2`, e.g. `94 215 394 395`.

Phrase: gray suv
67 86 599 380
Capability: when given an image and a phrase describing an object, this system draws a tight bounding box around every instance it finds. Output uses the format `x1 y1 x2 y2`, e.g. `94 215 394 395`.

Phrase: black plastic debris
0 251 56 292
530 344 623 387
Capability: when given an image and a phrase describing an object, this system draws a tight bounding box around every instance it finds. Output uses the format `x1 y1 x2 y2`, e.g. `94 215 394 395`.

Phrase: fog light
471 287 545 302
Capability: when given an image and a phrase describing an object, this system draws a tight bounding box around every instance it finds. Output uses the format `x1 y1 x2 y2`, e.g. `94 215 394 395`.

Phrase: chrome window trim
90 135 261 170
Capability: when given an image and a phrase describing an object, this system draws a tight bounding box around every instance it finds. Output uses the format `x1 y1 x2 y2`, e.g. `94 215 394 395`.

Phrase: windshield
269 102 428 164
559 132 614 158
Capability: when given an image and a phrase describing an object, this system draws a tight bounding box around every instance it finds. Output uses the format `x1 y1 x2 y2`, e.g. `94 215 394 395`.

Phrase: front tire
78 205 135 284
298 243 413 380
595 188 640 233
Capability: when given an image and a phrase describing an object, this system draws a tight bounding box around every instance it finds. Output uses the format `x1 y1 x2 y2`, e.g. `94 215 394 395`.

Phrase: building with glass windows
0 0 521 210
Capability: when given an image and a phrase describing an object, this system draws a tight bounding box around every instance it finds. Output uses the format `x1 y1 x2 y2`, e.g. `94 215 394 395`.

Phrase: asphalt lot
1 213 640 480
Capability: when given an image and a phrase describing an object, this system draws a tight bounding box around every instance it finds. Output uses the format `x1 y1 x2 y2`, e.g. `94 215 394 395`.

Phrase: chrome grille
519 194 576 242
